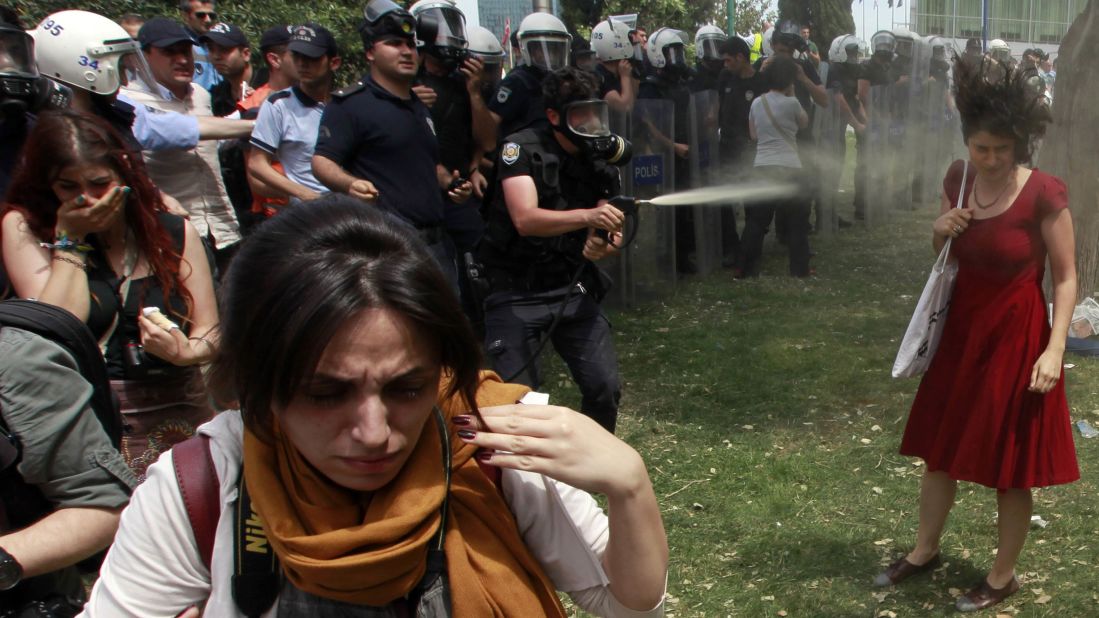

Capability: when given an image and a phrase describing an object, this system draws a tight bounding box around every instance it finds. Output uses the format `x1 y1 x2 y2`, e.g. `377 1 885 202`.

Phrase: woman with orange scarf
81 195 668 617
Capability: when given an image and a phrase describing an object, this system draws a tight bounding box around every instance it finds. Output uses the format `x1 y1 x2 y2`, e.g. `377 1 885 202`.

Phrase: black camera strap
98 229 139 359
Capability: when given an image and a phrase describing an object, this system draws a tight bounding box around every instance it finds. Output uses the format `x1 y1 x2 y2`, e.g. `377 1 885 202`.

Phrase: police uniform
594 63 622 99
688 64 722 93
250 86 328 196
314 74 458 287
478 126 622 432
487 64 550 141
855 57 896 220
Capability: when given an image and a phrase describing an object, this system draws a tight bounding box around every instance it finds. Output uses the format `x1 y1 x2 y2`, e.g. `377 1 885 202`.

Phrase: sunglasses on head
194 11 217 20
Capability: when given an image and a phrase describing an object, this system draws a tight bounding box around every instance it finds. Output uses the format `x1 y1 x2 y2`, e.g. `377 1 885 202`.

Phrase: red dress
900 161 1080 490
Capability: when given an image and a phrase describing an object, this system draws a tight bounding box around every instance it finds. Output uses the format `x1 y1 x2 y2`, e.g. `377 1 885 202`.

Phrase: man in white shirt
122 17 242 273
247 24 340 206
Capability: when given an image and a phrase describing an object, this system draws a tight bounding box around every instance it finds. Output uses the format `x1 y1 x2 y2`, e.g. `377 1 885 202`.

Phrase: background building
912 0 1085 59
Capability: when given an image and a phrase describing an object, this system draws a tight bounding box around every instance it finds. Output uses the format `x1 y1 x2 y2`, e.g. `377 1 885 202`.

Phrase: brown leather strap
172 434 220 571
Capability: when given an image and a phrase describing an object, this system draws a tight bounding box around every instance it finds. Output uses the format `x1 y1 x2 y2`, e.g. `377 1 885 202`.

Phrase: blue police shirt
117 92 200 151
250 86 327 194
314 74 445 227
186 29 223 93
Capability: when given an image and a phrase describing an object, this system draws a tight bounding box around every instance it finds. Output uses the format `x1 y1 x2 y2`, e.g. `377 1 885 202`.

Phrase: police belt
486 264 581 293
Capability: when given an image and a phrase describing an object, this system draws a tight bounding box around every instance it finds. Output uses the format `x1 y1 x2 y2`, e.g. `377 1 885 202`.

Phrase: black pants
739 166 811 277
483 288 620 433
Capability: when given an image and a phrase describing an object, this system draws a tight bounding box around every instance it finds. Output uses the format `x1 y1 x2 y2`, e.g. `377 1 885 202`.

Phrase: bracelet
41 231 93 254
51 255 87 271
188 335 214 353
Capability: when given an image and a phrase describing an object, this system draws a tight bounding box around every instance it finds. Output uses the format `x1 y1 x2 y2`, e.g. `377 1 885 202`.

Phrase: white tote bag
892 161 968 378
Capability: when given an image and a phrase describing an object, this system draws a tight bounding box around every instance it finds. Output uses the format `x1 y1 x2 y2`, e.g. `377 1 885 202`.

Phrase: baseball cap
288 23 339 58
200 22 249 48
138 17 193 49
260 25 293 52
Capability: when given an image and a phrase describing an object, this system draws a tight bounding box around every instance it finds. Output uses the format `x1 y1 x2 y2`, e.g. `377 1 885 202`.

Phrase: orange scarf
242 371 566 616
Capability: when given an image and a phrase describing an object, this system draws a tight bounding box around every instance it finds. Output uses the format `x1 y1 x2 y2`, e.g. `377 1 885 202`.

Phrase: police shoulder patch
745 90 755 101
332 81 366 99
501 142 521 166
496 86 512 104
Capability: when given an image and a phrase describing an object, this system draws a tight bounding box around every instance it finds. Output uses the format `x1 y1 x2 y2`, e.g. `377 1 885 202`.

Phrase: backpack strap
172 434 220 571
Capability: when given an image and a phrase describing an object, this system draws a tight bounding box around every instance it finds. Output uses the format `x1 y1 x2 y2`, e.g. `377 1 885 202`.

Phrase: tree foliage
777 0 856 55
559 0 775 37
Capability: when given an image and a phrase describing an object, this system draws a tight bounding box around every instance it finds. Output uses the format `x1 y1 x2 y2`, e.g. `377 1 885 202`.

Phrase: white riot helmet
828 34 864 65
645 27 688 69
694 25 727 62
31 10 160 96
590 18 632 62
409 0 468 64
516 12 570 72
925 35 951 62
891 27 916 58
870 30 896 59
466 25 504 65
989 38 1011 62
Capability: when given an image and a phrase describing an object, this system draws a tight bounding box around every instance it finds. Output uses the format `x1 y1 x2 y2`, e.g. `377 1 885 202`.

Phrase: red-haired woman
1 110 218 480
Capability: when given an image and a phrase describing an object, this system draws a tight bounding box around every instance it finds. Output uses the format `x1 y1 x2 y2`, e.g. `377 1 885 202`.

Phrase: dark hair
953 56 1051 164
543 67 599 111
719 37 750 61
207 195 482 441
763 54 799 90
178 0 213 12
1 110 190 315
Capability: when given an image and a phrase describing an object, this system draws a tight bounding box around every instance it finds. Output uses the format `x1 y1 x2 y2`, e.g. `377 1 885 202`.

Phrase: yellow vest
750 32 763 62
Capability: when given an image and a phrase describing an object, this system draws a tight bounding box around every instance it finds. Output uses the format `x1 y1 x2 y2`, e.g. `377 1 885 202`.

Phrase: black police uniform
478 125 622 433
594 63 622 99
688 64 722 93
639 70 696 273
314 73 458 287
487 64 549 141
716 68 766 265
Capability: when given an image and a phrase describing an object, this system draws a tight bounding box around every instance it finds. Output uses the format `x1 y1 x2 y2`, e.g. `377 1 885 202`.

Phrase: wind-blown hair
953 56 1052 164
207 195 482 441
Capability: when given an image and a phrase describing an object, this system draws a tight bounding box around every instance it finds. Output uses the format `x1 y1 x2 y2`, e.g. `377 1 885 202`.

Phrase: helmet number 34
78 56 100 69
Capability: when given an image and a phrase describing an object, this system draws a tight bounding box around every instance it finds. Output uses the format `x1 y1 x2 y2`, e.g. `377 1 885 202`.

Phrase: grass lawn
542 195 1099 616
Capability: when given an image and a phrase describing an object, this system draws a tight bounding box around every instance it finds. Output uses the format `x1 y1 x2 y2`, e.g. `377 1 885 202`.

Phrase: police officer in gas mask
639 27 697 273
0 13 71 196
690 25 726 92
479 67 630 433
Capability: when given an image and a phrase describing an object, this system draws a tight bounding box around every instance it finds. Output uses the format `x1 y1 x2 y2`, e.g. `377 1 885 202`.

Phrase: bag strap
939 160 969 267
172 434 220 572
231 468 280 618
760 94 799 150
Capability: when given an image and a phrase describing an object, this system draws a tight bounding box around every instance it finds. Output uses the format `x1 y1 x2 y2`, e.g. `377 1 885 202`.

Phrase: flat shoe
872 553 942 587
955 576 1020 612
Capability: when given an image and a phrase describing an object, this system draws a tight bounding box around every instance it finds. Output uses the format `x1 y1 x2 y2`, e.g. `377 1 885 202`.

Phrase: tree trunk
778 0 856 53
1039 0 1099 300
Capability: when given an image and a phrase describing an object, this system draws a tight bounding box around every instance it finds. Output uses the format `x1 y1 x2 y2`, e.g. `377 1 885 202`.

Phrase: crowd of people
0 0 1078 615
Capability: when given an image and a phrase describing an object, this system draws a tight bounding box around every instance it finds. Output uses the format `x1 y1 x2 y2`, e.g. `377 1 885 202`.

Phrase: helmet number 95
43 20 64 37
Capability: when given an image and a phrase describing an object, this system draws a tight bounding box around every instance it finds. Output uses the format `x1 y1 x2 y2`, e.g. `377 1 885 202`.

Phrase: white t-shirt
750 92 804 169
80 410 664 617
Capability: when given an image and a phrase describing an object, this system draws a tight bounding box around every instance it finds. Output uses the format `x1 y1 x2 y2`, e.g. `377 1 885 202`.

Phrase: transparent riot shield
906 38 933 206
864 84 892 226
811 89 848 236
921 77 952 206
600 107 633 309
625 99 677 304
688 90 723 274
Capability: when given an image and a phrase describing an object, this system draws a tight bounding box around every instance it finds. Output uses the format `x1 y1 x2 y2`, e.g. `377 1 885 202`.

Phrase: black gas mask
414 5 469 72
0 25 71 119
553 99 632 165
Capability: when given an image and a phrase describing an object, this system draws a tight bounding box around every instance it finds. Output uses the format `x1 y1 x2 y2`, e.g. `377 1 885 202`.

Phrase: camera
123 340 147 378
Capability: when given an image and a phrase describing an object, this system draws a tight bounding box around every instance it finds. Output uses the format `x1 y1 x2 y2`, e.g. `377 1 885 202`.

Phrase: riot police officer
638 27 696 274
690 25 727 92
589 18 637 113
487 12 570 140
479 67 628 433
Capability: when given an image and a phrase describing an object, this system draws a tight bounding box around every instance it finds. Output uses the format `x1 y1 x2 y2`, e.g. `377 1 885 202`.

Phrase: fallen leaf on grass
873 591 891 602
860 438 872 444
877 611 897 618
761 595 775 601
872 487 884 495
873 538 894 546
1034 595 1051 605
871 424 882 432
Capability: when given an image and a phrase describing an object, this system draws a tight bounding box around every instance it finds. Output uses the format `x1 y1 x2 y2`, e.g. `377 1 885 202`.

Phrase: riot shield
921 77 952 205
864 84 892 226
811 88 848 236
600 107 633 309
688 89 723 274
624 99 677 303
906 38 933 206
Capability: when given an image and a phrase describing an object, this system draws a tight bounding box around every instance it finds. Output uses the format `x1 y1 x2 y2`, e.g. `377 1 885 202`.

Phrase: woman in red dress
874 61 1079 611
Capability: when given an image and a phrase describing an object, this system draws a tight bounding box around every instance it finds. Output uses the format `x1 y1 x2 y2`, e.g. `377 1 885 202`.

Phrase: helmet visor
525 36 568 71
699 38 722 61
364 0 407 23
664 44 686 67
119 49 166 99
565 99 611 137
872 33 895 53
423 7 467 50
895 38 913 57
0 30 37 76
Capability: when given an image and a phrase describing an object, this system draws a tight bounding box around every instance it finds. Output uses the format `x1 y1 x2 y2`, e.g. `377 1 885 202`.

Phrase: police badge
497 86 512 104
501 142 520 165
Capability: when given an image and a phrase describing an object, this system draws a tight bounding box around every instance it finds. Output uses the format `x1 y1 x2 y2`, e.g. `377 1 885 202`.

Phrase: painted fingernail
122 186 132 195
75 195 86 205
457 429 476 440
452 415 472 426
477 451 493 462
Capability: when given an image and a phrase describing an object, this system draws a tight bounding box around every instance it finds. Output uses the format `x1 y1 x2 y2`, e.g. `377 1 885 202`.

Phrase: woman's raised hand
455 404 649 499
54 186 129 239
933 206 974 239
